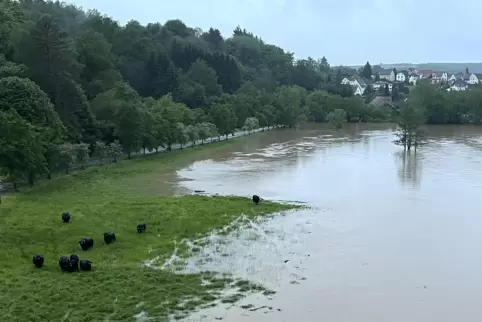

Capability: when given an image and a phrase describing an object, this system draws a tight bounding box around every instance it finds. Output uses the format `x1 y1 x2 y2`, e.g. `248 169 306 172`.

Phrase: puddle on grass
141 207 321 321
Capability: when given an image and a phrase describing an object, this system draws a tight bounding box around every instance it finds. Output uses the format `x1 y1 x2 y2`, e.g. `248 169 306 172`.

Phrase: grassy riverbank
0 134 297 321
0 127 272 192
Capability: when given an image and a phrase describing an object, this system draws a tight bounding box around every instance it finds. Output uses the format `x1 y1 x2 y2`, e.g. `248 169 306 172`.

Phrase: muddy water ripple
168 124 482 322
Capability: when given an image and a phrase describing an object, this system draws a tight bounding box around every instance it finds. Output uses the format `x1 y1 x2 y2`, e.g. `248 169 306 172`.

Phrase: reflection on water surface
166 124 482 322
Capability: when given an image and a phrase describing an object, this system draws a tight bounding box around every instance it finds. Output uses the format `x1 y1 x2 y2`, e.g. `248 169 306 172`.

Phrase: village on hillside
341 63 482 105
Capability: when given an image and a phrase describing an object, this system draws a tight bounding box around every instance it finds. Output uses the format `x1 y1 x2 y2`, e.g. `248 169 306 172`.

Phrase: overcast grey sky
69 0 480 66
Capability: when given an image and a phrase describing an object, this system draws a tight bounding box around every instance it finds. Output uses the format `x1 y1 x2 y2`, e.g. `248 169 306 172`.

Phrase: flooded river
171 123 482 322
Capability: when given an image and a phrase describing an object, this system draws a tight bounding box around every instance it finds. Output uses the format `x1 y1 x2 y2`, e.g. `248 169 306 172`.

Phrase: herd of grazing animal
32 211 147 272
32 196 261 272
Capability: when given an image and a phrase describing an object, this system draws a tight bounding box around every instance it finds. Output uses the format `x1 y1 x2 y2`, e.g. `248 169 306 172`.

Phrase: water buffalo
137 224 146 233
79 238 94 251
103 232 116 244
32 254 44 268
61 212 71 223
70 254 80 271
59 256 72 272
252 195 260 205
80 260 92 271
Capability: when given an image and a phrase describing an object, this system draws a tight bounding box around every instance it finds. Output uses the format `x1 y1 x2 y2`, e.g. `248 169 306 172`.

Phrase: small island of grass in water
0 142 299 321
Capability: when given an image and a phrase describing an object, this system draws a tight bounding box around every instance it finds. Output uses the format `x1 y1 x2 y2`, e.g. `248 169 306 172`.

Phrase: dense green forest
1 0 482 188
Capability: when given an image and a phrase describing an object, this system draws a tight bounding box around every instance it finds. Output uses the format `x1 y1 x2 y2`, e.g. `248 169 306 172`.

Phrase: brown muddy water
165 123 482 322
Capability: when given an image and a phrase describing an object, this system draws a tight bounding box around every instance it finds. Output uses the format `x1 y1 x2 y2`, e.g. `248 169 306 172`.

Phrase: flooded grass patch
0 138 297 321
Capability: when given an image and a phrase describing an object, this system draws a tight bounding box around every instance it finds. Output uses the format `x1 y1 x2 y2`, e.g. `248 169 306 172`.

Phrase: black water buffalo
59 256 72 272
252 195 260 205
137 224 146 233
32 254 44 268
61 212 71 223
103 232 116 244
79 238 94 251
80 260 92 271
70 254 80 271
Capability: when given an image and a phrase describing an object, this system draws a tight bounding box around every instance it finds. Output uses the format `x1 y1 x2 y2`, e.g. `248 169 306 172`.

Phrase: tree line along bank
1 0 482 188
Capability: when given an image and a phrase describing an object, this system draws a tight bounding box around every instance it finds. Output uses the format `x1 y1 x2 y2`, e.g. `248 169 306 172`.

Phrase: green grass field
0 139 296 321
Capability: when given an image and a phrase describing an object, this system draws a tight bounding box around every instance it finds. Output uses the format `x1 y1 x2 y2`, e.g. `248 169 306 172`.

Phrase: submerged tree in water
393 101 427 151
326 108 347 129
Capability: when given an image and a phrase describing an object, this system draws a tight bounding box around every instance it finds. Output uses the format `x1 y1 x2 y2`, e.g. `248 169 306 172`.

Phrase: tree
106 140 123 163
243 117 259 134
75 28 122 100
113 98 144 158
186 125 199 147
361 61 372 79
197 122 211 144
363 85 374 96
274 86 304 128
319 56 330 73
0 58 27 78
202 28 225 51
391 84 400 101
208 123 219 142
187 59 222 97
305 90 332 122
139 108 157 155
58 143 76 174
176 122 189 148
0 77 65 177
326 109 347 129
0 1 23 57
15 14 94 141
95 140 106 164
157 95 192 151
0 109 45 190
0 77 64 135
393 102 427 151
74 143 90 169
384 84 390 96
210 103 237 139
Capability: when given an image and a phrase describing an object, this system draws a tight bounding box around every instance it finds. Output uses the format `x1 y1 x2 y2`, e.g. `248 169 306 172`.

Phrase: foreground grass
0 137 296 321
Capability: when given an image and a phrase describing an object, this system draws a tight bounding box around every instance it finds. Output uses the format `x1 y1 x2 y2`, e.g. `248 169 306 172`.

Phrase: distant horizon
340 62 482 67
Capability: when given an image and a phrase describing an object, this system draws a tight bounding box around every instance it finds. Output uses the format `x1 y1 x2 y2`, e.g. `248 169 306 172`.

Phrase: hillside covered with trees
0 0 381 187
1 0 482 188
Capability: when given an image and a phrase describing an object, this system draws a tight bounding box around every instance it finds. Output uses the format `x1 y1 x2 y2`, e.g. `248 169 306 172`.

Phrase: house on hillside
408 68 419 75
341 75 369 96
371 81 392 92
341 75 368 88
431 72 449 83
378 69 393 81
441 72 449 82
352 85 364 96
448 80 468 91
449 73 464 82
418 70 434 80
408 74 418 85
396 71 408 83
466 73 479 85
389 69 396 82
